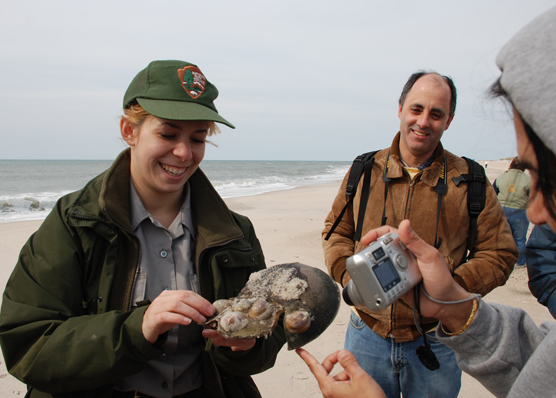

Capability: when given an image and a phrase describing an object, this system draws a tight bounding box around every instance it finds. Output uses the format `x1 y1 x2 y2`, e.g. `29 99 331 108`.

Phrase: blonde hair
122 102 221 136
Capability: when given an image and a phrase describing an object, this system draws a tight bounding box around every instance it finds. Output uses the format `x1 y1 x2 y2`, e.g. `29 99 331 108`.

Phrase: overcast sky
1 0 554 161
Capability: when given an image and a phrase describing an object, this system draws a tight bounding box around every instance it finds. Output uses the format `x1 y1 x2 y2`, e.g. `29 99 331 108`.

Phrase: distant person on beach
0 60 285 398
299 6 556 398
494 156 531 267
485 160 488 169
321 71 517 397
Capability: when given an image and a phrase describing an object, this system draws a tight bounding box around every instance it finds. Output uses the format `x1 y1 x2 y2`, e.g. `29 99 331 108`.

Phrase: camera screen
373 258 401 292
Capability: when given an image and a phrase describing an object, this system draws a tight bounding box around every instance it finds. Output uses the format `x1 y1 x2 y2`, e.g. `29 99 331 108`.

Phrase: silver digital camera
343 233 421 311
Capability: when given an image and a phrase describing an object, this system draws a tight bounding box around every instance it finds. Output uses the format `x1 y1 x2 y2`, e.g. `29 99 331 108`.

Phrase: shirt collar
129 181 196 238
399 153 435 171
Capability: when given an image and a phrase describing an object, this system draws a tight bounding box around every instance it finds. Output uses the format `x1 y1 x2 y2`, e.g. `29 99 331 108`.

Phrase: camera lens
342 280 366 308
342 286 354 306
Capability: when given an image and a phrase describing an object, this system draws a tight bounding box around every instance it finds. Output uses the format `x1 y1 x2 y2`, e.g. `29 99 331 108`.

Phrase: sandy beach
0 159 552 398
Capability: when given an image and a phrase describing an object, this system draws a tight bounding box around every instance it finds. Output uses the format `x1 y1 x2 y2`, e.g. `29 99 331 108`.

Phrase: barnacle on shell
285 310 311 334
231 298 254 312
249 298 274 320
212 299 232 315
219 311 249 333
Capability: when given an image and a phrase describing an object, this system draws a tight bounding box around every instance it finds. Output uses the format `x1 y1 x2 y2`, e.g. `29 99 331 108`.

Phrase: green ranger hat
123 60 235 129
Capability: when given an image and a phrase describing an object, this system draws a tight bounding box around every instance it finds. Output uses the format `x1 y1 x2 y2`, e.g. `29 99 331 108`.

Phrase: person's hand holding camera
360 220 475 333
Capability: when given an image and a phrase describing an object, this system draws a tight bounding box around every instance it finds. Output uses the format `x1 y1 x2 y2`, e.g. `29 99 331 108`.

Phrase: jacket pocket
211 247 262 299
214 246 260 269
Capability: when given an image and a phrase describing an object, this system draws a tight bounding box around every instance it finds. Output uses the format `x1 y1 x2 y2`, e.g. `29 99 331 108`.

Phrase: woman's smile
159 162 188 177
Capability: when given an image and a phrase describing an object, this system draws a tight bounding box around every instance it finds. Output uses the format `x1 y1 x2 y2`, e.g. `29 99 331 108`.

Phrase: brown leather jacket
323 134 518 342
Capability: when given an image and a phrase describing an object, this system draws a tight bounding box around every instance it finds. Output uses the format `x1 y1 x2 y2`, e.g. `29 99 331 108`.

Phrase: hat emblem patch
178 66 206 99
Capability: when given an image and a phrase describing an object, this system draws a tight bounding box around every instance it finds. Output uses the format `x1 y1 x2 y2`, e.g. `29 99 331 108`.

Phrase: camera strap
414 283 440 371
413 282 482 371
433 156 448 249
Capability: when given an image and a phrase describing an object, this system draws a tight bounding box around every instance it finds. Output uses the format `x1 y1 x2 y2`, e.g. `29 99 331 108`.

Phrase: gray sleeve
437 300 556 398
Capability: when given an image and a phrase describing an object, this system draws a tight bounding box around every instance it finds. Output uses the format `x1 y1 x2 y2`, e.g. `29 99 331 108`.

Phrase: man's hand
202 329 257 351
296 348 386 398
142 290 215 344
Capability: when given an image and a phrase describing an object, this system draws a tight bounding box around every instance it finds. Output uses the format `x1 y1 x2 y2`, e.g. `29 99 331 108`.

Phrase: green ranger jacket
0 150 285 398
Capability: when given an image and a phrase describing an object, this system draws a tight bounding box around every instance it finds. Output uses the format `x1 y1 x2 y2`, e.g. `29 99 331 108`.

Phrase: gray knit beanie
496 6 556 156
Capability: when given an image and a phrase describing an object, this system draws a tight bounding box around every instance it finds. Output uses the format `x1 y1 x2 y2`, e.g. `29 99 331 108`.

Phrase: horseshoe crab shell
201 263 340 350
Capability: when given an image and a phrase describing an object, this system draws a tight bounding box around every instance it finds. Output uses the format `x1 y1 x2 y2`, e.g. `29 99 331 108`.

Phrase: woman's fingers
142 290 215 343
201 329 256 351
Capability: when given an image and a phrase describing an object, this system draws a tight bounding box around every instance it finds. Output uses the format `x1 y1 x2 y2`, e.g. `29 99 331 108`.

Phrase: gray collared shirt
113 181 204 397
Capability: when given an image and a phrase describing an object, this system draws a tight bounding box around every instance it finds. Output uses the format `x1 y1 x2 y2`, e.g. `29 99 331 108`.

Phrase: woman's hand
360 220 474 331
142 290 215 344
201 329 256 351
296 348 386 398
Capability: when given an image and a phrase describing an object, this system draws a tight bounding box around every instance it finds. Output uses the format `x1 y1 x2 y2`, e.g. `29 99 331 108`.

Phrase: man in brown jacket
322 71 517 398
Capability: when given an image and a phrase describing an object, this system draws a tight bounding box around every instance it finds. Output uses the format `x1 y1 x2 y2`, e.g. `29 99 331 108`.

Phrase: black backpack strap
354 158 374 241
452 157 486 258
325 151 378 241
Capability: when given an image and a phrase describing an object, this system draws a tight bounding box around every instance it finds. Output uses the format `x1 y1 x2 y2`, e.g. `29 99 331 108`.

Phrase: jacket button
161 353 168 360
222 256 229 263
160 250 168 258
161 381 168 389
250 255 255 262
97 296 103 303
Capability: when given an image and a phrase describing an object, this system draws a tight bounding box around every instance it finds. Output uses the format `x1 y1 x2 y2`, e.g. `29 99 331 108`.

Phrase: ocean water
0 159 350 223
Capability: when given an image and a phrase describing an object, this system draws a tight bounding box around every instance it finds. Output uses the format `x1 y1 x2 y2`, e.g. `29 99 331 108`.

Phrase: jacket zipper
128 241 142 311
196 237 244 398
395 171 419 335
101 208 143 311
70 212 141 311
70 213 121 310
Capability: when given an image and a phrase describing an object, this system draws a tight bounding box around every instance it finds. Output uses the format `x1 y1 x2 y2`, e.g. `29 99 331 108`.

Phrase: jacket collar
100 149 133 231
386 132 446 187
189 169 243 247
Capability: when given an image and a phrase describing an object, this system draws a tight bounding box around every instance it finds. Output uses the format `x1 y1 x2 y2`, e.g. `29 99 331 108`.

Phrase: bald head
399 71 457 117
